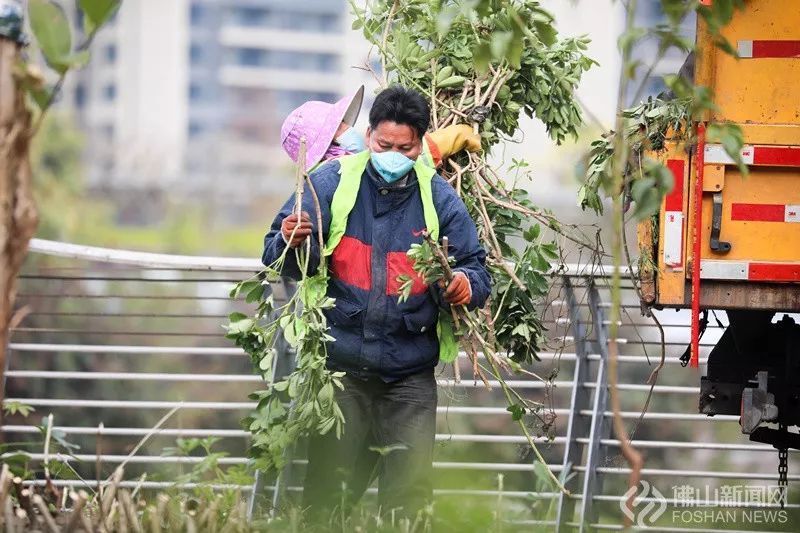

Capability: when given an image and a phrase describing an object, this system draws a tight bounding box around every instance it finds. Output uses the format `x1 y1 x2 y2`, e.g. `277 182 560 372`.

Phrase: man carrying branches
261 86 490 518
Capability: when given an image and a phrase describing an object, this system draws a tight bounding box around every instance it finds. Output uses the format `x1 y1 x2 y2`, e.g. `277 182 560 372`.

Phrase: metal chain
778 449 788 507
778 424 788 510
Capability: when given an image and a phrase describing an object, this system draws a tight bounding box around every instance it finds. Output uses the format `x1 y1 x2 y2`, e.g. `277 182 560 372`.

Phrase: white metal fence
2 239 798 531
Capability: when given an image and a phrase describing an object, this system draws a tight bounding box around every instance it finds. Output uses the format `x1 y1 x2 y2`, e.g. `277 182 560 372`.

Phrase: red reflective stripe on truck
748 263 800 282
752 146 800 167
730 203 785 222
752 40 800 58
664 159 685 211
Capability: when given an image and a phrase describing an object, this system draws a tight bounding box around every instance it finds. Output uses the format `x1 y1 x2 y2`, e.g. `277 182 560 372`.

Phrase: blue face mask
335 127 367 153
370 150 415 183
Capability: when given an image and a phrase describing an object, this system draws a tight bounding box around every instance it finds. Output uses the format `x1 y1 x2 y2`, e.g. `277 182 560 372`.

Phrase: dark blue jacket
262 160 491 381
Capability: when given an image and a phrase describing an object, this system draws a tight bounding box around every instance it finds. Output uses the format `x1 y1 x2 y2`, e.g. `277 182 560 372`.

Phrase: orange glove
443 271 472 306
281 211 313 248
427 124 482 161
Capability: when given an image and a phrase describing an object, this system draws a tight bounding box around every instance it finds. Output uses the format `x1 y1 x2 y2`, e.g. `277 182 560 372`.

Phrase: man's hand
281 211 313 248
442 271 472 306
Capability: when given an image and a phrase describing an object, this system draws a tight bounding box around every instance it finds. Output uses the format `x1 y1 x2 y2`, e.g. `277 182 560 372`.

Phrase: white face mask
335 127 367 153
370 150 415 183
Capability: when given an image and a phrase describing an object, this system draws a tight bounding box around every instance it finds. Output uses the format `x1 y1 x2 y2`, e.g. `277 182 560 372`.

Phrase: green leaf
3 400 35 417
237 280 260 297
624 59 642 81
660 0 690 26
368 443 409 456
227 318 254 335
49 460 80 480
229 283 242 298
318 417 336 435
317 382 334 404
714 35 738 57
532 20 557 47
245 283 265 303
437 75 466 88
663 74 693 98
617 27 647 55
54 50 91 71
28 0 72 74
473 42 491 73
490 31 513 60
630 177 661 220
23 84 51 111
283 320 298 345
78 0 121 35
523 224 541 243
506 403 525 421
396 274 414 303
511 323 531 339
228 312 248 323
540 242 559 260
2 452 32 474
258 349 276 371
437 4 460 36
707 123 749 177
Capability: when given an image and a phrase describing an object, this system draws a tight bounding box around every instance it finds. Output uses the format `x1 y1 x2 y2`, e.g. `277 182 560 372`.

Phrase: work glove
441 271 472 307
427 124 482 162
281 211 313 248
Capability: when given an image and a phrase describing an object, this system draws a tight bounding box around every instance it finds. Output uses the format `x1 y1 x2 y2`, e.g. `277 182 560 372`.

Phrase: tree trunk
0 37 40 427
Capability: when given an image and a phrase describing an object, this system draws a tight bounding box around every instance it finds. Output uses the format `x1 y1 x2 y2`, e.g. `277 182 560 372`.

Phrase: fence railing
1 238 798 531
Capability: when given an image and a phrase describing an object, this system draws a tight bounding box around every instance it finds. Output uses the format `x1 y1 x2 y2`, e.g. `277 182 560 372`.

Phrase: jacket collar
365 161 418 217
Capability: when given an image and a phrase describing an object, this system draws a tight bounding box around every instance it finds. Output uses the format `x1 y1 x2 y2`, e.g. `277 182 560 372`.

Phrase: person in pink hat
280 85 482 173
280 86 368 172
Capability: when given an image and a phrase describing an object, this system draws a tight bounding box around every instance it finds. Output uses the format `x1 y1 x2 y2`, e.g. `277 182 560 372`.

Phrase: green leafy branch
578 0 749 221
352 0 595 146
225 142 345 474
22 0 121 130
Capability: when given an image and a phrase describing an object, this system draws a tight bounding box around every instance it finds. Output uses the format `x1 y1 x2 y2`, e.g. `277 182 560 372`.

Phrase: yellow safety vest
323 150 459 362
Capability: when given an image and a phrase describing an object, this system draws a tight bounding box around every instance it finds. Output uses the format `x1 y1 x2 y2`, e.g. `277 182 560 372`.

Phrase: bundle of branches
226 0 597 493
358 0 600 487
0 463 251 532
227 142 344 474
353 0 596 370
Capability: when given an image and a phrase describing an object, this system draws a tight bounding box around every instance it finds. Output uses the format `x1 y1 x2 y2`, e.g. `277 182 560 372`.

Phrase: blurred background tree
31 112 84 240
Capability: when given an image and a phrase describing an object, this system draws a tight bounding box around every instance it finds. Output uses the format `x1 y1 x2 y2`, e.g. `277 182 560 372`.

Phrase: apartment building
61 0 358 222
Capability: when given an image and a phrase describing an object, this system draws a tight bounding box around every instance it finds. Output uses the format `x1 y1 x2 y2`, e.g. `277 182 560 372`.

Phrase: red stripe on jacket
386 252 428 296
330 236 372 290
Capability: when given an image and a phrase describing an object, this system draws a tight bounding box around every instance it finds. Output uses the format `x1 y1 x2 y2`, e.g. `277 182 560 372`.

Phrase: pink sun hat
280 85 365 171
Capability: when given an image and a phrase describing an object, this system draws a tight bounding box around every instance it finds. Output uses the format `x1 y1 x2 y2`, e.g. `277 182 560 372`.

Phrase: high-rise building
62 0 190 193
189 1 353 206
61 0 360 223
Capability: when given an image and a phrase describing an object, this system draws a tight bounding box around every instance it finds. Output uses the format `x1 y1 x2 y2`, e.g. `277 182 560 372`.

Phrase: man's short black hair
368 86 430 140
